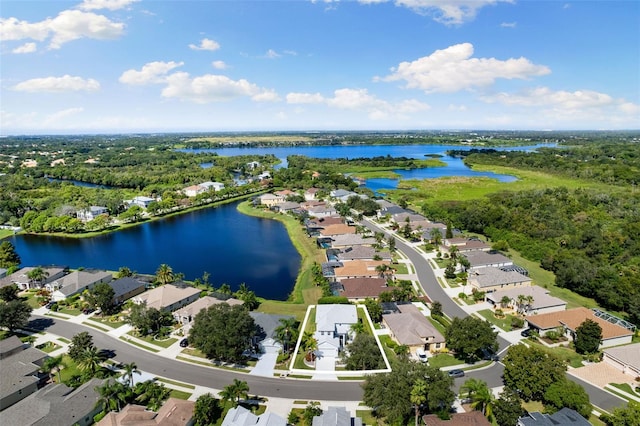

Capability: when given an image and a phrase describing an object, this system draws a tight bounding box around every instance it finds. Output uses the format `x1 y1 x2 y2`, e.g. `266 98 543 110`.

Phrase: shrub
317 296 350 304
511 316 525 329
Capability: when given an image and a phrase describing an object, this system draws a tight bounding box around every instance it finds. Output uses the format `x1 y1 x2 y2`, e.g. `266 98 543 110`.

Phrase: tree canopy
189 303 256 362
0 299 32 332
345 333 384 370
0 241 20 268
543 379 592 418
574 318 603 354
502 344 567 401
444 316 498 362
85 282 116 314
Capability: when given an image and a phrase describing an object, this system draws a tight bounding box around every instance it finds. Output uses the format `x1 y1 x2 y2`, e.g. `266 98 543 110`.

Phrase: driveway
569 363 635 388
250 351 279 377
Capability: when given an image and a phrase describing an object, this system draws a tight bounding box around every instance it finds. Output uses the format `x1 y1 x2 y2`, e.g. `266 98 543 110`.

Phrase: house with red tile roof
338 277 389 301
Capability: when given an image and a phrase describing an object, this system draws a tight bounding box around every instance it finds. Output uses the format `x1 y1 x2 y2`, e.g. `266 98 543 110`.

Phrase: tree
274 317 299 354
0 241 20 268
574 318 602 354
69 331 95 362
301 331 318 362
155 264 174 285
302 401 323 425
134 380 171 411
122 362 141 387
0 284 20 302
502 344 567 401
364 298 383 323
430 228 442 247
430 301 443 318
116 266 134 278
445 222 453 239
543 378 592 418
493 387 524 426
77 346 105 376
96 380 132 413
189 304 256 362
445 316 498 362
375 263 393 279
85 282 115 315
444 262 457 279
27 266 49 288
500 296 511 309
219 379 249 407
119 205 143 223
127 303 173 336
234 283 260 310
601 401 640 426
42 355 64 383
363 361 454 425
0 299 32 332
345 333 384 370
387 236 396 252
193 393 223 426
410 378 427 426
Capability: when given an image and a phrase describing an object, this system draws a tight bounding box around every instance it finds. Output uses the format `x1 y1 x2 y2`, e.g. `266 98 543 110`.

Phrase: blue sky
1 0 638 134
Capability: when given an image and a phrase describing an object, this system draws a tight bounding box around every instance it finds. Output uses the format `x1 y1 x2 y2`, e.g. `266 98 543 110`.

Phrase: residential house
486 285 567 316
463 251 513 270
602 343 640 379
329 189 355 201
467 267 531 295
318 224 356 238
258 171 271 180
423 411 491 426
337 246 391 262
131 196 156 209
221 405 286 426
200 181 224 192
517 408 591 426
183 184 205 197
382 303 446 354
526 307 634 348
333 260 392 281
76 206 108 222
273 201 300 213
274 189 295 197
308 205 338 218
173 296 243 325
392 212 427 224
304 187 321 201
0 266 67 290
443 238 491 252
312 406 363 426
108 277 147 305
256 193 285 208
376 203 408 219
330 234 375 248
132 284 201 312
314 304 357 358
338 277 388 301
300 200 326 211
96 398 195 426
250 312 296 354
0 378 103 426
48 269 113 301
246 161 260 170
0 336 48 410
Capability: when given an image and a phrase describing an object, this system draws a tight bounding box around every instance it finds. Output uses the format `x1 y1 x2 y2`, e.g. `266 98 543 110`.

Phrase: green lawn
36 341 62 353
169 389 192 400
83 321 110 332
119 336 160 353
393 263 408 274
126 331 178 348
88 316 128 329
156 377 196 389
476 309 516 331
427 353 462 368
58 307 82 316
58 355 83 383
182 348 208 358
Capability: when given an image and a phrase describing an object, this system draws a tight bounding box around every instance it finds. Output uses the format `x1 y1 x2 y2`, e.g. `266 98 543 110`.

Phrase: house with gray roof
603 342 640 379
76 206 108 222
468 266 531 295
0 336 48 410
221 405 287 426
517 408 591 426
315 304 357 358
463 250 513 270
337 246 391 262
250 312 295 353
313 406 363 426
133 284 201 312
131 196 156 209
49 269 113 301
0 378 103 426
108 277 147 304
338 277 388 301
382 303 445 354
308 205 338 218
486 285 566 315
174 296 243 325
0 266 67 290
330 234 375 248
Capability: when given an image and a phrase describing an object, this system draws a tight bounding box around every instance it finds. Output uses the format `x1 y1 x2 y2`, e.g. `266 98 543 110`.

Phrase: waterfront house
382 303 445 355
250 312 296 353
131 196 156 209
337 246 391 262
602 343 640 380
273 201 300 213
0 266 67 290
312 406 363 426
48 270 113 302
200 181 224 192
108 277 147 305
76 206 108 222
318 224 356 238
173 296 243 325
256 193 285 208
221 405 286 426
314 304 358 358
246 161 260 170
486 285 567 315
133 284 201 312
0 378 103 426
183 184 205 197
338 277 388 301
467 267 531 295
526 307 634 348
308 205 338 218
334 260 393 281
463 250 514 270
0 336 48 410
96 397 195 426
330 234 375 248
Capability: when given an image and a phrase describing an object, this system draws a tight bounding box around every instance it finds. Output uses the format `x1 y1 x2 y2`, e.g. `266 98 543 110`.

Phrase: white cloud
44 107 84 125
0 9 125 49
619 102 640 115
212 61 227 70
189 38 220 51
264 49 281 59
286 92 325 104
378 42 550 93
12 42 37 53
119 61 184 85
77 0 140 11
358 0 512 25
481 87 614 109
161 72 279 103
500 21 516 28
13 75 100 93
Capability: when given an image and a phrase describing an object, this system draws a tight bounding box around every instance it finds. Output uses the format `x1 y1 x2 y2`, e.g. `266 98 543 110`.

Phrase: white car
416 349 428 363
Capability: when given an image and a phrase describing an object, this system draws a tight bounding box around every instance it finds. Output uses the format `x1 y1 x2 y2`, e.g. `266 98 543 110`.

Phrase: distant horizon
2 1 638 134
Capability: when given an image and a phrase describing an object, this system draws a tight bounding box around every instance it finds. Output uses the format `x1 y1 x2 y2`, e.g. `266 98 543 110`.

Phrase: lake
10 202 301 300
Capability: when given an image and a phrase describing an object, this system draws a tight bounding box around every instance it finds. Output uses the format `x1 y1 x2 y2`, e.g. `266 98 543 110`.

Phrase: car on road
179 338 189 348
448 369 465 378
416 349 428 363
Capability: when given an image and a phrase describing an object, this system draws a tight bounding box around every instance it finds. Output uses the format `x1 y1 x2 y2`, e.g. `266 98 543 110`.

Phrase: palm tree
27 266 49 289
96 380 131 413
524 295 535 314
135 381 171 411
460 378 484 401
449 245 460 264
218 283 232 295
77 346 104 377
375 264 392 279
516 294 526 314
430 228 442 247
470 382 494 419
116 266 133 278
155 264 174 286
350 322 365 335
219 379 250 407
42 355 64 383
301 331 318 362
410 378 427 426
122 362 141 387
274 317 299 354
500 296 511 309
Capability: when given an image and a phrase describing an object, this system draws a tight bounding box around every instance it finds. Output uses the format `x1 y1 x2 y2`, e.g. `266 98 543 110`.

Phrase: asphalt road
28 316 364 401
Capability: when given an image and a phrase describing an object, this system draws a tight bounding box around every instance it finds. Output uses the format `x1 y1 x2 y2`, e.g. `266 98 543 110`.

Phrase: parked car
448 369 465 378
521 328 532 337
480 347 499 361
179 338 189 348
82 307 95 315
416 349 428 363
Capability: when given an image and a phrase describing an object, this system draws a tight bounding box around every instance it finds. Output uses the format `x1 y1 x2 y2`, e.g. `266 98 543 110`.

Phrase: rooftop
603 343 640 372
339 277 388 299
463 250 513 267
382 303 444 346
486 285 566 310
135 284 201 310
469 266 531 288
526 307 634 340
